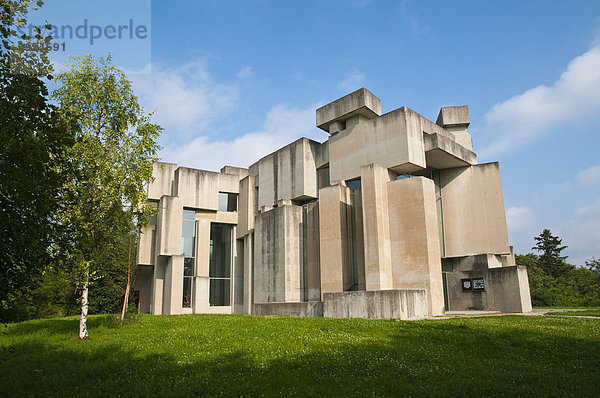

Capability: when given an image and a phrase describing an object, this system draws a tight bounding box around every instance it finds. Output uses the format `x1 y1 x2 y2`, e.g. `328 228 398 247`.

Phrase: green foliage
1 0 53 77
532 228 570 278
518 230 600 307
1 314 599 396
0 0 77 321
50 54 160 336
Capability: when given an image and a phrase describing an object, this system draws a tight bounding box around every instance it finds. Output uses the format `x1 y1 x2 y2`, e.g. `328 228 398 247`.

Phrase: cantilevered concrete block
329 107 427 183
436 106 470 128
441 162 510 257
436 106 473 150
316 88 381 133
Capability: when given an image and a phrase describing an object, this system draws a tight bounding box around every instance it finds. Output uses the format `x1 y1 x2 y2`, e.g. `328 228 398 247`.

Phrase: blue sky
32 0 600 264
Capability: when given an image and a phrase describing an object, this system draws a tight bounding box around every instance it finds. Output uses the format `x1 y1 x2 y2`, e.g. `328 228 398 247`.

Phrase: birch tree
52 55 160 339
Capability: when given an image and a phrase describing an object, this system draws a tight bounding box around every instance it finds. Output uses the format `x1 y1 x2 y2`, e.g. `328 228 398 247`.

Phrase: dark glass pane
227 193 237 212
184 257 194 276
209 224 231 278
182 277 192 308
348 179 361 190
209 279 230 306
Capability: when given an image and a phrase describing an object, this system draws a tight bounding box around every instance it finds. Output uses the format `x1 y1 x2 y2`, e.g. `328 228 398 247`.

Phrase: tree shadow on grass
6 314 124 336
1 316 599 397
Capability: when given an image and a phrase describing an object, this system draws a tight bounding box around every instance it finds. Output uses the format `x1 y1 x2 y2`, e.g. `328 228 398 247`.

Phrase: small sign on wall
473 278 485 291
462 278 472 291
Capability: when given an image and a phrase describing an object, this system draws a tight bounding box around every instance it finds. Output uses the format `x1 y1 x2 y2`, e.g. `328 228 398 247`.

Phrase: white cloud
506 206 536 231
128 60 238 138
478 44 600 158
236 66 254 79
161 104 327 172
563 198 600 265
576 164 600 186
337 68 365 92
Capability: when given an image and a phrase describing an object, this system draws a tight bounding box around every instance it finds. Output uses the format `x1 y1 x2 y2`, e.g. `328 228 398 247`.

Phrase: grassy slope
1 314 599 397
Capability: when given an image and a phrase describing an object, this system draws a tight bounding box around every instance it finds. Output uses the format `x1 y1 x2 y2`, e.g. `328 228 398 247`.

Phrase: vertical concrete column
152 257 166 315
283 206 303 302
155 196 183 256
163 255 184 315
318 183 351 296
305 202 322 301
243 233 253 314
360 163 393 290
387 177 445 316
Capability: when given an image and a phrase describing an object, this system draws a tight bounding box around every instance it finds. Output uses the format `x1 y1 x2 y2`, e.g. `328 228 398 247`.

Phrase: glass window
182 210 196 257
182 277 192 308
348 179 361 190
209 223 232 306
182 210 196 308
218 192 238 212
209 279 230 306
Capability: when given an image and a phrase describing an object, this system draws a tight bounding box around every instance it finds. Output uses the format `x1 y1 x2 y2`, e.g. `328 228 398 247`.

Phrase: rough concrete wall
156 196 183 256
318 184 352 296
152 257 166 315
323 289 428 319
305 202 321 301
254 301 323 317
360 164 393 291
243 233 253 314
138 225 155 265
441 162 510 257
162 255 184 315
445 266 532 313
254 205 303 303
387 177 445 316
133 265 153 314
173 168 219 210
237 175 256 238
257 138 319 208
148 162 177 200
234 239 245 314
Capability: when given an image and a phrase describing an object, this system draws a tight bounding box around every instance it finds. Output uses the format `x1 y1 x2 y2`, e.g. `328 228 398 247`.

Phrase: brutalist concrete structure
134 88 532 319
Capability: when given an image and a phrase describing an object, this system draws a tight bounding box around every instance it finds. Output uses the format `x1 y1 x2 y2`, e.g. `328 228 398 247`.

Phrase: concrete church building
134 88 532 319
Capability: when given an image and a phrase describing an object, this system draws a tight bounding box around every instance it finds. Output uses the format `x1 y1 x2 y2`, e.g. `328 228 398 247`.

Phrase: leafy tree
532 229 570 279
52 54 161 339
0 0 76 321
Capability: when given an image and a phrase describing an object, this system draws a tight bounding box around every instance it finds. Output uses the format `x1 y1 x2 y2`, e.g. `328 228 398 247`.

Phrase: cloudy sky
33 0 600 265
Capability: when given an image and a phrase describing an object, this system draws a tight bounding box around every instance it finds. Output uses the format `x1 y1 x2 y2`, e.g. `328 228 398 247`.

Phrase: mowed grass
1 314 599 397
546 309 600 317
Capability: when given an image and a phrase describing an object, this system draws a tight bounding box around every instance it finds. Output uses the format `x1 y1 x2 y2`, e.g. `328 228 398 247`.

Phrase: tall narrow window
209 223 232 306
182 209 196 308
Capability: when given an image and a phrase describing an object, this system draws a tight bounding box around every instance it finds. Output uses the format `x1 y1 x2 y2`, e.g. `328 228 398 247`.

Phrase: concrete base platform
254 301 323 317
323 289 428 320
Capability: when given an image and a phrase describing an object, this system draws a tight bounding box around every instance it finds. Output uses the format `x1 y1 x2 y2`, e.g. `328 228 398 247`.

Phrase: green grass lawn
546 309 600 317
1 314 599 397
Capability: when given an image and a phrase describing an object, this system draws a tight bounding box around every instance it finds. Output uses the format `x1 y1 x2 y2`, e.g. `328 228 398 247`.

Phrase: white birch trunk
120 237 132 327
79 265 89 339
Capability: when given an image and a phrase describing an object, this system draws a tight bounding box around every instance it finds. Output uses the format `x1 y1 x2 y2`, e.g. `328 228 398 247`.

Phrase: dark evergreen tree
532 229 570 279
